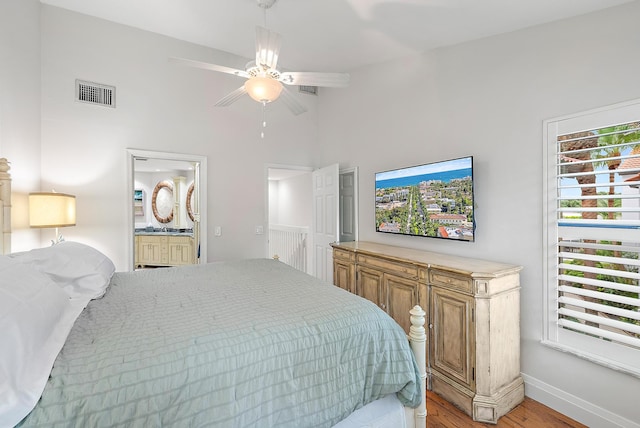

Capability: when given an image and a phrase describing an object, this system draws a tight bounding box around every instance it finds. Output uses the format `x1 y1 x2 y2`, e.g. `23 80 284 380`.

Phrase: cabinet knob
380 303 386 309
429 323 433 329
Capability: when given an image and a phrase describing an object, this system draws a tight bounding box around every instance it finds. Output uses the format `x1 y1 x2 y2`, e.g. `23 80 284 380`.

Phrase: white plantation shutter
543 99 640 375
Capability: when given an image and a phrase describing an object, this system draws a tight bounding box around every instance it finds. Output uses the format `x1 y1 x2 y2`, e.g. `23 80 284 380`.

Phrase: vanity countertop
135 228 193 237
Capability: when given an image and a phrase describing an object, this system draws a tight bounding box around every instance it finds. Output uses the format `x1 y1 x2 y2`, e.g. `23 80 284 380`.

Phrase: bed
0 162 427 428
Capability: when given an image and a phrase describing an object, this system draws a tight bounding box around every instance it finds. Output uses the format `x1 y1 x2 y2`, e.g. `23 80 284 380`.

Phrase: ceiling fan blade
255 26 282 70
214 86 248 107
279 87 307 116
169 57 249 79
279 72 350 88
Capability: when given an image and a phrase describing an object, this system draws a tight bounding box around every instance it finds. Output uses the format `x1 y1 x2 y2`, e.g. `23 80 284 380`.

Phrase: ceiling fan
169 0 350 117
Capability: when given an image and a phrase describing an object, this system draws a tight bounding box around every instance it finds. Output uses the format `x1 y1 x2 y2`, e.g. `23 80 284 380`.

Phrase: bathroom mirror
152 180 174 223
186 182 195 221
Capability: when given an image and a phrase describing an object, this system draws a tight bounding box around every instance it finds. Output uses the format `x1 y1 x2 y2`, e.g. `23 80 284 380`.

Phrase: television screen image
375 156 475 241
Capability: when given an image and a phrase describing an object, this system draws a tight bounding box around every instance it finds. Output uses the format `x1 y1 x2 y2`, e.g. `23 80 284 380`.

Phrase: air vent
298 85 318 96
75 79 115 108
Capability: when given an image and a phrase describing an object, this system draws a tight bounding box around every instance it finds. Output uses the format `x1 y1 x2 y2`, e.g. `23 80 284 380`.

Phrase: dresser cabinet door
357 267 384 308
333 259 355 293
430 286 475 390
384 274 419 333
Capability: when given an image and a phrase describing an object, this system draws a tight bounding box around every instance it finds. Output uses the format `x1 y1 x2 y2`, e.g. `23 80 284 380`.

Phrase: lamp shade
244 76 283 103
29 192 76 228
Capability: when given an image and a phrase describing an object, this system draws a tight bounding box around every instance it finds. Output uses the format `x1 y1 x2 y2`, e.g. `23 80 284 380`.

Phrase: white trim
542 119 558 346
0 157 10 255
523 373 640 428
542 98 640 375
549 97 640 136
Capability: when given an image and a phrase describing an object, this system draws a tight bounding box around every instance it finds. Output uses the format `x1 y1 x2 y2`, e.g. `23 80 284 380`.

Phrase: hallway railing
269 224 309 273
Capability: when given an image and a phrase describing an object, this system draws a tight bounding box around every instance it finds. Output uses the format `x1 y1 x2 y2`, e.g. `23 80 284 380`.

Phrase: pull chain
261 101 267 139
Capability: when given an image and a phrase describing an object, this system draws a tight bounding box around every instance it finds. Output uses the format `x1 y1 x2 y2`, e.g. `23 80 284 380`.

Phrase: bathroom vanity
134 230 195 268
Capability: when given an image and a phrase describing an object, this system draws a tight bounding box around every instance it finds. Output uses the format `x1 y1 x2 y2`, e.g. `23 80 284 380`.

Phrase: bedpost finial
408 305 427 426
0 158 10 176
409 305 426 328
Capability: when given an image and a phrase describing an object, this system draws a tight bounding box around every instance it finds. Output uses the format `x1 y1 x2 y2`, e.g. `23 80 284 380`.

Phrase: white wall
317 2 640 427
38 5 318 268
0 0 41 251
268 180 280 225
272 173 312 227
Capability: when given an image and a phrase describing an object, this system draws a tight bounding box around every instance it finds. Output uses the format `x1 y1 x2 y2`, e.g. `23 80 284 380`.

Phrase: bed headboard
0 158 11 255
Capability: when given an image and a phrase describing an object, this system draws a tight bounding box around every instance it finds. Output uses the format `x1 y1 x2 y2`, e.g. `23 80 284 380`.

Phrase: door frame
126 149 207 271
339 167 359 242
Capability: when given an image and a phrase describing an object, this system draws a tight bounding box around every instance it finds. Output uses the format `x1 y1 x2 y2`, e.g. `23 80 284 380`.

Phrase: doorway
266 164 358 279
339 167 359 243
267 166 313 273
127 149 207 271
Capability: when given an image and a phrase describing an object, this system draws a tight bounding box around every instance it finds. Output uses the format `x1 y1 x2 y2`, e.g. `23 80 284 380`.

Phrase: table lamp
29 192 76 244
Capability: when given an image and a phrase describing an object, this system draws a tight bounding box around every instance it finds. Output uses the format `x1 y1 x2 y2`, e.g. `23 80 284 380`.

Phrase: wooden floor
426 391 588 428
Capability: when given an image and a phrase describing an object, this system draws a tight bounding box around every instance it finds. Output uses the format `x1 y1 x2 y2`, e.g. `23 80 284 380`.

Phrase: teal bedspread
18 259 421 427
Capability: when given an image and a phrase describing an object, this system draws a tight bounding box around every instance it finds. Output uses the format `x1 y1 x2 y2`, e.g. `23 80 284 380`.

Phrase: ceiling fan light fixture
244 76 283 103
257 0 277 9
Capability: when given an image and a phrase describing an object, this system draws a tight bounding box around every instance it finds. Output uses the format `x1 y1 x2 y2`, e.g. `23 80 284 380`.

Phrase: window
543 99 640 375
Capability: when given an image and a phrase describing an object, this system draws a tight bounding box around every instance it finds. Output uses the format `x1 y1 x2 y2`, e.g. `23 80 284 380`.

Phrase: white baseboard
522 373 640 428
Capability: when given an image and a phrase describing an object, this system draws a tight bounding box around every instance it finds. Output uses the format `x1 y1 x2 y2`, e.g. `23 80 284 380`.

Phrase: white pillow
9 241 116 299
0 257 84 427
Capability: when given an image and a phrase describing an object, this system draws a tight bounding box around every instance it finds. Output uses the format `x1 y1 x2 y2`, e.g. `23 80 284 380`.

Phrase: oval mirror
152 180 174 223
186 182 195 222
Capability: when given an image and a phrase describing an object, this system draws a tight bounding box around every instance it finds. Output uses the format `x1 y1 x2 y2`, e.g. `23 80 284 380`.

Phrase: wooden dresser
331 241 524 424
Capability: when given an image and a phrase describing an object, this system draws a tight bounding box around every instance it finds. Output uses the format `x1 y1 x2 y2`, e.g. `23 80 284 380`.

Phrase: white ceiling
40 0 634 73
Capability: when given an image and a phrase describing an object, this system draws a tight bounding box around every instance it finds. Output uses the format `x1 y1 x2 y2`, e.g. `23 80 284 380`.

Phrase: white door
312 163 339 281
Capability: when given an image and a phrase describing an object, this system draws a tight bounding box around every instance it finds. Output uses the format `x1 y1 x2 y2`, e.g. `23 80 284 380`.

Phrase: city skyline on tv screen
375 156 475 241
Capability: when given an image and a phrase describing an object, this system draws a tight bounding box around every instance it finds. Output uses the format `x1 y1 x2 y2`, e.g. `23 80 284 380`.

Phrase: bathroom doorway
127 149 207 271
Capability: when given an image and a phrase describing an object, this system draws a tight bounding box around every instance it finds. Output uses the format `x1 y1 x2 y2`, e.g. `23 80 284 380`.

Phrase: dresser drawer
356 254 418 279
429 269 473 293
333 248 355 262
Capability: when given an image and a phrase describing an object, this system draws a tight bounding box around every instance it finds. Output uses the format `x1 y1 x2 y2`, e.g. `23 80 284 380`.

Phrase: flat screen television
375 156 475 241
